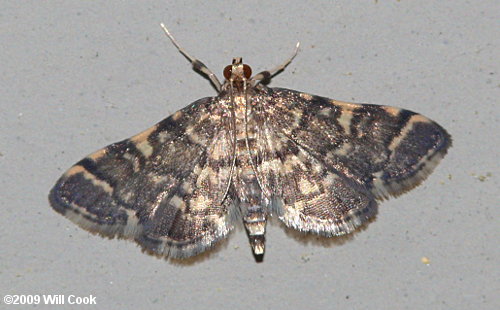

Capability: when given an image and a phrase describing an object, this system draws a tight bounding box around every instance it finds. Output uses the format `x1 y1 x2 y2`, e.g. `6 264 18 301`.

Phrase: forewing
267 88 451 200
49 97 236 258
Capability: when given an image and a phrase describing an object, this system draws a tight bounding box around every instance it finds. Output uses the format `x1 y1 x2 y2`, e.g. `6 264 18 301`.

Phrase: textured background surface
1 1 498 309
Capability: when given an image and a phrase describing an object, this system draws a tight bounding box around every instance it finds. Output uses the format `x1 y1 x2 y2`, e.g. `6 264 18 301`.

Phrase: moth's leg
252 42 300 84
160 23 222 92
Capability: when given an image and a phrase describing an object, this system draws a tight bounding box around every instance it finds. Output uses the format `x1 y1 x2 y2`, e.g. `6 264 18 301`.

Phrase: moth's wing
49 97 237 258
253 87 450 235
268 87 451 200
255 126 377 235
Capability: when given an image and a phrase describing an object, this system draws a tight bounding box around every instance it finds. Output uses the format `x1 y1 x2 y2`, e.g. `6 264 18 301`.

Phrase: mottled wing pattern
49 97 236 258
255 87 451 235
248 99 375 235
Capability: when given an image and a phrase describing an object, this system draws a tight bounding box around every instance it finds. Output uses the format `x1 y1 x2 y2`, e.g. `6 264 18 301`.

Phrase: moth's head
223 57 252 82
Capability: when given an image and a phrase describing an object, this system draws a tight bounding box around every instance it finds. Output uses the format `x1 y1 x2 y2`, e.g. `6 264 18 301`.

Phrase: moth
50 24 451 261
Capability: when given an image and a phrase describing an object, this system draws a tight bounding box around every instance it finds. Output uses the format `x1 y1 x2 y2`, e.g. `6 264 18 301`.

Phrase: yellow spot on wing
324 172 338 186
186 127 204 144
130 124 157 143
388 114 432 152
382 106 401 117
330 99 362 110
172 111 183 121
130 124 158 158
298 178 320 195
300 92 313 100
170 195 186 210
65 165 113 194
65 165 86 177
88 148 107 160
338 109 353 135
410 114 432 124
181 181 193 195
135 140 153 157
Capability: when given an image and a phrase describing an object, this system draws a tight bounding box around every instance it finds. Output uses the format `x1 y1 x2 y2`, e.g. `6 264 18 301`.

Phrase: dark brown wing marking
244 87 450 235
267 88 451 200
50 97 237 258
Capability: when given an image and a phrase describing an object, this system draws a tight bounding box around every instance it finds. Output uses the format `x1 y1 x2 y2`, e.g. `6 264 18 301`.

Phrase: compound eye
243 64 252 79
223 65 232 80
